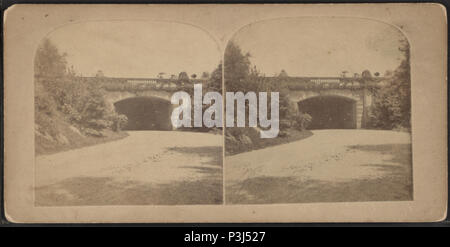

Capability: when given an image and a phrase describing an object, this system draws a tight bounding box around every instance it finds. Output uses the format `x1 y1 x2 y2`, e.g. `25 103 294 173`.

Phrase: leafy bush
224 42 311 131
35 83 59 138
368 39 411 130
293 112 312 131
225 127 260 154
86 119 111 130
83 128 103 137
109 114 128 131
35 38 128 140
223 42 314 154
279 120 292 129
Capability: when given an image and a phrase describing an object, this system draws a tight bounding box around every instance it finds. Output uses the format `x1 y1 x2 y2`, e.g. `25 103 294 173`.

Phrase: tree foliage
224 42 252 92
201 71 210 79
34 38 127 138
369 39 411 130
35 38 68 78
223 41 311 143
278 69 289 78
207 63 222 92
178 71 190 83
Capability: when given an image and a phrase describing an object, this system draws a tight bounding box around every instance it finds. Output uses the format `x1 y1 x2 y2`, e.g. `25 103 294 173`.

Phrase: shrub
110 114 128 131
225 127 261 154
83 128 103 137
35 84 59 138
278 130 288 137
367 39 410 130
294 112 312 131
87 119 111 130
35 92 56 116
279 119 292 129
35 75 124 139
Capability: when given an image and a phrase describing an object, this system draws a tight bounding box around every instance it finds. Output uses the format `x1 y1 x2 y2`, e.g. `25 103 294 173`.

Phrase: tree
201 71 210 79
158 72 166 79
369 38 411 129
223 42 298 125
361 70 372 79
177 71 190 86
374 72 380 77
95 70 105 77
278 69 289 78
207 64 222 92
384 70 394 77
224 41 251 92
191 74 197 79
34 38 127 142
35 38 68 78
178 72 189 81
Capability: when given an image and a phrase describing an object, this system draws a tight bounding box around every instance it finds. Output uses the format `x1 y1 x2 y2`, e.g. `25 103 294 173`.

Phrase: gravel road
225 129 412 204
35 131 223 205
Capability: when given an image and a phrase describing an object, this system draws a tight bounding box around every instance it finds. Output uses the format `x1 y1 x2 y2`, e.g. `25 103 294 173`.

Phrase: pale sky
45 21 221 78
231 18 407 77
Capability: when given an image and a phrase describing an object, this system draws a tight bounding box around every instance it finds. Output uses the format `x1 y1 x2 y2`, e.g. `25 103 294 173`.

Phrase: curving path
225 129 412 204
35 131 223 206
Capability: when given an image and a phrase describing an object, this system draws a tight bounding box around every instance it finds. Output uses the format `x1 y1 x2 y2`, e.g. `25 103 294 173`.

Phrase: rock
239 134 253 146
56 133 69 145
225 135 238 144
83 128 103 137
35 129 54 142
69 125 83 136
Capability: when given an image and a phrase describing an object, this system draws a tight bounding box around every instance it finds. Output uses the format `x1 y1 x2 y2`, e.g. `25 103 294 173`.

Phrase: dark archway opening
114 96 173 130
298 95 356 129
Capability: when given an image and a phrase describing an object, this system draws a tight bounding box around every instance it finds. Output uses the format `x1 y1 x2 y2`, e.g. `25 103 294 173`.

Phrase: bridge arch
297 95 358 129
288 89 361 103
105 90 172 104
114 96 173 130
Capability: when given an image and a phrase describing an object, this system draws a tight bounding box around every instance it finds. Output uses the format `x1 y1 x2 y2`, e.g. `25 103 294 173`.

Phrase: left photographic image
34 21 224 206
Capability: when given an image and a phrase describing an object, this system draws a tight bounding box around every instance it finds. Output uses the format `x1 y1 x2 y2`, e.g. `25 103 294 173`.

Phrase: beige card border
4 3 448 223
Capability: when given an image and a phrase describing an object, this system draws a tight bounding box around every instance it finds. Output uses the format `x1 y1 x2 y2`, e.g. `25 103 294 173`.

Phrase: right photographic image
224 17 413 204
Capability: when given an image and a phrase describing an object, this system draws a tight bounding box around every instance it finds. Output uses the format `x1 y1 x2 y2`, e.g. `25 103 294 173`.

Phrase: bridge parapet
81 76 206 92
262 76 384 91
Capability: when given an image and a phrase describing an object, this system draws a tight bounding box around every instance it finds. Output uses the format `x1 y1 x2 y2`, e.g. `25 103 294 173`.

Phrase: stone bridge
88 77 203 102
85 76 381 130
84 77 204 130
281 77 381 129
289 88 368 129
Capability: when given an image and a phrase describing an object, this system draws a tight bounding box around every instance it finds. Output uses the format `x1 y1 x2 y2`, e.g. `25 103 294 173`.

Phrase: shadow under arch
298 95 357 129
114 96 173 131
